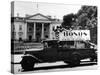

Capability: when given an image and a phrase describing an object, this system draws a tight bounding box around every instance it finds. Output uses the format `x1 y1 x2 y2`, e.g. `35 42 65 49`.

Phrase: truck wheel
21 57 35 71
69 54 80 66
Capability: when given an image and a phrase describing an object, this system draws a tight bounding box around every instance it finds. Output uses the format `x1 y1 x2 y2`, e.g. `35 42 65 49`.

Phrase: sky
13 1 82 19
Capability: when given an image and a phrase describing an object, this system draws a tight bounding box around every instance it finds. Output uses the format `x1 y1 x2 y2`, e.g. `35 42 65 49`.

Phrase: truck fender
70 52 81 60
72 52 81 56
21 54 43 63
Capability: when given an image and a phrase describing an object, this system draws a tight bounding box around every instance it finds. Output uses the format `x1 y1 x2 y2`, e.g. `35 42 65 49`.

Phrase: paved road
11 54 97 74
11 43 98 74
11 61 97 74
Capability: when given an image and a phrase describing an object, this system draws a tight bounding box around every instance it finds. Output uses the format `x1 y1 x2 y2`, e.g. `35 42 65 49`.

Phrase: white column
41 23 44 39
33 22 36 40
48 23 50 39
49 23 53 39
24 22 27 40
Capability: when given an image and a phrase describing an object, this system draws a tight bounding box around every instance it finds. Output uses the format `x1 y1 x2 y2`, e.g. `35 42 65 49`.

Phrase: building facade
11 13 62 42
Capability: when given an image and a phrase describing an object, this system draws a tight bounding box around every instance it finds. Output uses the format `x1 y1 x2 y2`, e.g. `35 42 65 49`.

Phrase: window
45 35 48 38
19 37 22 41
59 41 74 48
43 41 58 48
44 28 46 31
64 32 65 36
19 25 22 30
66 41 74 45
29 28 32 31
18 32 23 36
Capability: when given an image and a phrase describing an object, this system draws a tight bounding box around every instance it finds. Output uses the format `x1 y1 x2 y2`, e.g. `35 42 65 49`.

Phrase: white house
11 13 62 42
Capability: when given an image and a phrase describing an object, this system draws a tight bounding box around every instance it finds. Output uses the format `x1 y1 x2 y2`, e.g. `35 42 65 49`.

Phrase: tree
76 5 97 44
77 6 97 29
61 13 77 29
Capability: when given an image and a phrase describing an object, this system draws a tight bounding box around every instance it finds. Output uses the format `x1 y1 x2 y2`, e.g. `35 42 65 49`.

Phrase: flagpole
37 3 39 13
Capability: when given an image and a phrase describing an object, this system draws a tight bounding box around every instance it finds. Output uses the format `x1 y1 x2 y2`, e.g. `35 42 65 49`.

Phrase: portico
26 13 51 42
11 13 62 42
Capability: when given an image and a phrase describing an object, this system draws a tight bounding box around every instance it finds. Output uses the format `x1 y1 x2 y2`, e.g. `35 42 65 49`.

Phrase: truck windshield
43 41 58 48
59 41 74 48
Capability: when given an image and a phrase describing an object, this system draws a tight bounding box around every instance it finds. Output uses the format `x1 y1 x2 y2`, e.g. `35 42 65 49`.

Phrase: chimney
47 15 52 19
17 13 19 17
25 14 30 17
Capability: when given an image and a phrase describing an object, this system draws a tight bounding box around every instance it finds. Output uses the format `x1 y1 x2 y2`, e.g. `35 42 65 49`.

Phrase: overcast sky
13 1 82 19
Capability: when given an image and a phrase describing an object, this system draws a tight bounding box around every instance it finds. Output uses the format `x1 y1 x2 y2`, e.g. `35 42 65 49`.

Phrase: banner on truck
59 30 90 41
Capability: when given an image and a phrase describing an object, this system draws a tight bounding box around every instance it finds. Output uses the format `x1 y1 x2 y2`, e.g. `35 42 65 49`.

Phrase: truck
20 39 97 71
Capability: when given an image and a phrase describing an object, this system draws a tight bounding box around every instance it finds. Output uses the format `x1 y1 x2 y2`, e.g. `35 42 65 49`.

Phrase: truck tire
20 57 35 71
69 54 80 66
